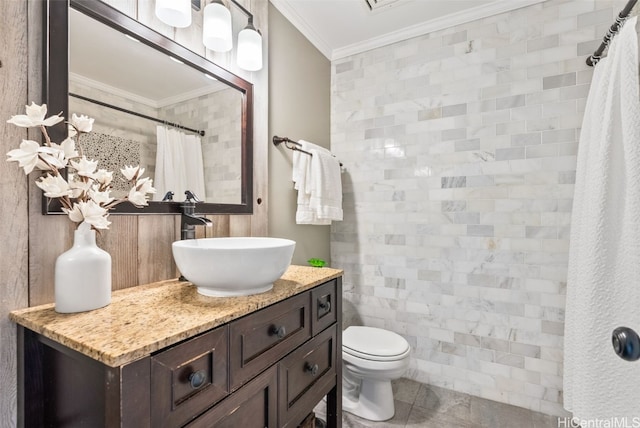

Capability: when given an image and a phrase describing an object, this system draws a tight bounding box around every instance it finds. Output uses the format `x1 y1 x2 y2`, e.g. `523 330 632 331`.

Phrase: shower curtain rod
69 93 206 137
587 0 638 66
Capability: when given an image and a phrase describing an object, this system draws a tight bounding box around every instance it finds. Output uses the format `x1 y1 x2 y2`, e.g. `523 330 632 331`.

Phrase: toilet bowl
341 326 411 421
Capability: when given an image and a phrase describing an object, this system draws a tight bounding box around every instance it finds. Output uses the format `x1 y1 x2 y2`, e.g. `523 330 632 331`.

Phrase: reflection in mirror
43 0 253 214
69 9 242 205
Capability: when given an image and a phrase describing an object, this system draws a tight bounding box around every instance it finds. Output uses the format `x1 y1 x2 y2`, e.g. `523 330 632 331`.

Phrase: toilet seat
343 326 410 362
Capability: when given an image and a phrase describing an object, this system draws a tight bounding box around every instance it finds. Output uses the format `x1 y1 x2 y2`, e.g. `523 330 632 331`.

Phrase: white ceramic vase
55 222 112 313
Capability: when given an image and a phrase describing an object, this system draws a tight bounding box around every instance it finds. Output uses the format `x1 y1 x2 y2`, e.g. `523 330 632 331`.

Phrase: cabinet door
229 292 311 389
279 327 337 428
311 279 337 336
184 366 278 428
151 326 229 427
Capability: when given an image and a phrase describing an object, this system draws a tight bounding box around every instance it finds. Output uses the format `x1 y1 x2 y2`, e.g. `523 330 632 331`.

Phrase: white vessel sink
172 237 296 297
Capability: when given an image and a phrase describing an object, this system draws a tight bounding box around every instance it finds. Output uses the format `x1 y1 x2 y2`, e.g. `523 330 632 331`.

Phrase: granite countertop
10 265 342 367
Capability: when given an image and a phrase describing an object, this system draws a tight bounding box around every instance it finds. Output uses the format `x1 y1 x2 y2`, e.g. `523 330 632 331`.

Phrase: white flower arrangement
6 102 156 230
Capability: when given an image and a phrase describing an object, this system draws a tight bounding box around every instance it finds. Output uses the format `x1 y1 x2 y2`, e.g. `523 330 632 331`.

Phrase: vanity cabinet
13 267 343 428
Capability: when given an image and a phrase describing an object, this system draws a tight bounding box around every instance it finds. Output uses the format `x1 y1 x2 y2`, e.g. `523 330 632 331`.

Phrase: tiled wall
330 0 624 416
70 80 243 203
161 88 243 203
70 79 157 179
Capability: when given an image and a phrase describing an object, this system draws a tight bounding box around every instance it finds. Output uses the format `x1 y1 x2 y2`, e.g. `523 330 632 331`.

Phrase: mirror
44 0 253 214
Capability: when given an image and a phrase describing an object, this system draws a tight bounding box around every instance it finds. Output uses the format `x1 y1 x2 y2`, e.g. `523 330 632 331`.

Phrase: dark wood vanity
12 266 342 427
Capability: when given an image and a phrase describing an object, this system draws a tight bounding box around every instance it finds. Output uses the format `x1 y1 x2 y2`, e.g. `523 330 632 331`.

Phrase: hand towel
308 148 343 222
292 140 340 225
563 16 640 421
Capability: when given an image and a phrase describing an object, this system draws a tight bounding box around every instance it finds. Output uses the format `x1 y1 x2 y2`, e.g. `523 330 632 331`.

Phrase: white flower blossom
64 200 111 230
94 169 113 186
70 114 94 133
120 165 143 181
6 140 41 174
6 104 156 232
37 146 66 169
70 156 98 178
63 204 84 223
127 187 149 207
68 174 92 199
135 177 156 195
88 187 114 206
35 174 72 198
49 137 79 162
7 102 64 128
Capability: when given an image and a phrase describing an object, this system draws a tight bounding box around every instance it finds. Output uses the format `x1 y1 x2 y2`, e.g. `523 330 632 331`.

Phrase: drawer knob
188 370 207 389
318 301 331 312
270 325 286 339
305 362 319 377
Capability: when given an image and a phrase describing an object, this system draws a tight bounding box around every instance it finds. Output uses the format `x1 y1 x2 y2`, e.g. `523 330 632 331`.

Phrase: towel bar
272 136 342 166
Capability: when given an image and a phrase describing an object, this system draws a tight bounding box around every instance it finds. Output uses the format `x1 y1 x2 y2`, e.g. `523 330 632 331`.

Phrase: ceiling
269 0 548 61
70 9 224 108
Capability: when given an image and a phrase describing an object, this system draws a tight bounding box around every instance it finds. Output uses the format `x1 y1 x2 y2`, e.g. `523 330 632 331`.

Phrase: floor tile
314 378 561 428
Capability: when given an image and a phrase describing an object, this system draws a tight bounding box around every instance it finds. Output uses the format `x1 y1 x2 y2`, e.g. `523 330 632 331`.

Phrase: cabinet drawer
185 366 278 428
151 326 229 428
278 327 337 428
230 292 311 389
311 279 337 336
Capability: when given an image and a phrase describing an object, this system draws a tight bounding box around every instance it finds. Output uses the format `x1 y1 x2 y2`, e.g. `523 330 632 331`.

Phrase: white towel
563 16 640 421
292 140 342 225
308 149 343 221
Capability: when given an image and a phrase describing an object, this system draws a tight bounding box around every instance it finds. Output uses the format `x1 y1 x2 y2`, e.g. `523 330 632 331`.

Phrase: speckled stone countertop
10 265 342 368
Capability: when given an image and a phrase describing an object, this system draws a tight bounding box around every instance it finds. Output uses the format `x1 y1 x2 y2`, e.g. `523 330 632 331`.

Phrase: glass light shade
203 2 233 52
237 25 263 71
155 0 192 28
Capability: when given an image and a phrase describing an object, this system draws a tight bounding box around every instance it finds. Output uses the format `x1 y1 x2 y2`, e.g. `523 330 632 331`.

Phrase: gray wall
268 4 331 266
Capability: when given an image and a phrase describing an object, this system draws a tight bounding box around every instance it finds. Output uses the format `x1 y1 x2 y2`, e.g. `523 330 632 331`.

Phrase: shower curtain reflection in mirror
153 125 206 201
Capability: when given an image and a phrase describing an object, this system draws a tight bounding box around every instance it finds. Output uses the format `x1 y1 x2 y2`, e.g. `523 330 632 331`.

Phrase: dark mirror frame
43 0 254 215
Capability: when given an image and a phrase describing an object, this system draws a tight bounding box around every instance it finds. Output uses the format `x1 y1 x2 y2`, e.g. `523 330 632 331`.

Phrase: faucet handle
184 190 202 203
162 191 174 201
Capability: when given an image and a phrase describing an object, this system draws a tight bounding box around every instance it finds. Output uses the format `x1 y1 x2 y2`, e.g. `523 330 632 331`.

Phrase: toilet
341 326 411 421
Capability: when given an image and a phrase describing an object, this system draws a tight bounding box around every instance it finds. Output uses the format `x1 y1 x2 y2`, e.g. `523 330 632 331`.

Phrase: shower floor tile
315 378 561 427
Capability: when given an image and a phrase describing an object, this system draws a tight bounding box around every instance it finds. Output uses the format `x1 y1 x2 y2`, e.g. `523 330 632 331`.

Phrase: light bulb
203 1 233 52
237 23 262 71
155 0 192 28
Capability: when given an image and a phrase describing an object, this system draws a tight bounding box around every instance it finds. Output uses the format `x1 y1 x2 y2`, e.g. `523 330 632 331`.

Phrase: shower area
329 0 639 418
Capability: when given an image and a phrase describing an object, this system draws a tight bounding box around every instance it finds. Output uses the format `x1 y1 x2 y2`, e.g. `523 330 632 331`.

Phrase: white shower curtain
153 125 206 201
564 16 640 421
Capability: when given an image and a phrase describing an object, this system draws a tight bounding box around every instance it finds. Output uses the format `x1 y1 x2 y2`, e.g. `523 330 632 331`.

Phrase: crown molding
271 0 549 61
269 0 334 59
69 73 227 109
70 73 158 108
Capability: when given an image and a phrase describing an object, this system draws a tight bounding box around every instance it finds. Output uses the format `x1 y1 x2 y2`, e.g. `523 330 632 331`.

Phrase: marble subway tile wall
330 0 623 416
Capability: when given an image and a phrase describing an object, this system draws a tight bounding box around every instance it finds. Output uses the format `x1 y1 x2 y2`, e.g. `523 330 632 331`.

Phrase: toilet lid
343 326 410 360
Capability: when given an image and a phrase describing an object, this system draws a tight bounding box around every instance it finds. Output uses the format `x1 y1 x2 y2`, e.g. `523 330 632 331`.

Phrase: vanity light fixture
202 0 263 71
155 0 192 28
202 0 233 52
237 16 263 71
